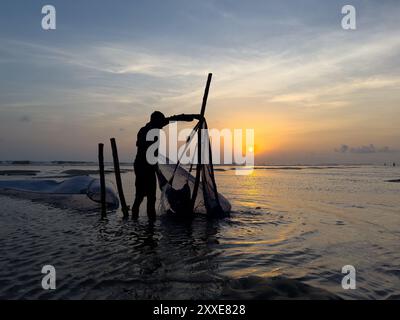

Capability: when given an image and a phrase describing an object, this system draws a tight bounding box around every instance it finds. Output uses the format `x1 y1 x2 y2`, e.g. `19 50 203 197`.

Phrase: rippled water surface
0 165 399 299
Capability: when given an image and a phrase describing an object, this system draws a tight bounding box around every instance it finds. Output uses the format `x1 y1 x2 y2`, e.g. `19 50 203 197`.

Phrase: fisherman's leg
146 170 157 219
147 196 156 220
132 194 144 218
132 163 145 218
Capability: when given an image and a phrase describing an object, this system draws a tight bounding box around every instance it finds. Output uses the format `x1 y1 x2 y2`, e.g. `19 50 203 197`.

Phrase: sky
0 0 399 164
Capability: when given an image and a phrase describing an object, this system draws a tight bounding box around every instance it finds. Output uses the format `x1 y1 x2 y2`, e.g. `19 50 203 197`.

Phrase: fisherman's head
150 111 166 128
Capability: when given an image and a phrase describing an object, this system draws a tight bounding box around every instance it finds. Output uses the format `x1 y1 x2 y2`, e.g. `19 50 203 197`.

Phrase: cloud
335 144 396 154
1 1 400 162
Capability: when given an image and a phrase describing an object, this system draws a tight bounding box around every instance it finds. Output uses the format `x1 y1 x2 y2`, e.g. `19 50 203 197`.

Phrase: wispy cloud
335 144 398 154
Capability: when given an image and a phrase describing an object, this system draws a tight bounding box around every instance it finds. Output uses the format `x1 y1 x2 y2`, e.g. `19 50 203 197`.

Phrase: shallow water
0 165 399 299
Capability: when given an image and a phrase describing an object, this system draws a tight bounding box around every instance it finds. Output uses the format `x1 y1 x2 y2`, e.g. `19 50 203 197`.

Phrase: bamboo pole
191 73 212 212
110 138 129 218
98 143 107 217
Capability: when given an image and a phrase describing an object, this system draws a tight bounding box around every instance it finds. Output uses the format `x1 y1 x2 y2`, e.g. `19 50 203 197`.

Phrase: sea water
0 164 399 299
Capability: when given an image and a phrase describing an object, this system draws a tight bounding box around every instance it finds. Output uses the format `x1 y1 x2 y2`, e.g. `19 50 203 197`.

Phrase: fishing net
156 120 231 216
0 176 119 209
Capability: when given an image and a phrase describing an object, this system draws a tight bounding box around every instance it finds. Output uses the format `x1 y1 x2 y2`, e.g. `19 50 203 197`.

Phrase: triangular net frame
156 119 231 216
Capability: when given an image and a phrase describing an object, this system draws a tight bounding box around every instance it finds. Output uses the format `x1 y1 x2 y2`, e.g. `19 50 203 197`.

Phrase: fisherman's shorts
134 162 156 200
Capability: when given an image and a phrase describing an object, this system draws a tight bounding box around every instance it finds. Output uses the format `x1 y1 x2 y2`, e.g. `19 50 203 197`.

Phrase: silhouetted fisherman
132 111 202 219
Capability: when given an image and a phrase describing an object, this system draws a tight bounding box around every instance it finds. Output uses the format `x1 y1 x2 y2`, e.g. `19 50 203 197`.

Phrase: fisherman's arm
166 114 203 122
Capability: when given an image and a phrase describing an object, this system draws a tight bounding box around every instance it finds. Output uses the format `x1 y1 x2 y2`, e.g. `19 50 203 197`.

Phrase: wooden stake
110 138 129 218
98 143 107 217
